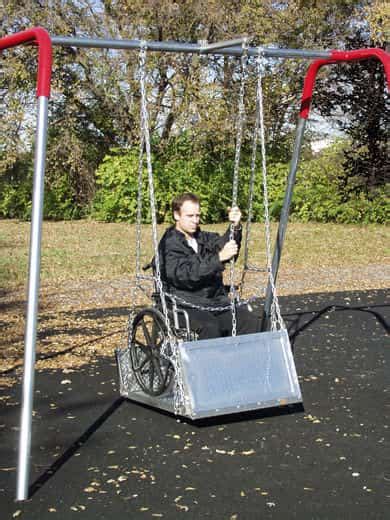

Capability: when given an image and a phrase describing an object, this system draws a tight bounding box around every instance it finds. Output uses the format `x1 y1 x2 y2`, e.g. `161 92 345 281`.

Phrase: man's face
174 200 200 237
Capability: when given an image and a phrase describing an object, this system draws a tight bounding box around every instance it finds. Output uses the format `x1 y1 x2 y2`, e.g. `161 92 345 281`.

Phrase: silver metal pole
261 117 307 331
16 96 49 501
51 35 331 59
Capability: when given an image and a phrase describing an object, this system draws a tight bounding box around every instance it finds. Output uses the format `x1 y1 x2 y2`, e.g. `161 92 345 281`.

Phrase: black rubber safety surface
1 289 389 519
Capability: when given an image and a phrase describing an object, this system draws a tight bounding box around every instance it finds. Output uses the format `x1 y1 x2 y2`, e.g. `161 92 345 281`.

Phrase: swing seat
117 328 302 420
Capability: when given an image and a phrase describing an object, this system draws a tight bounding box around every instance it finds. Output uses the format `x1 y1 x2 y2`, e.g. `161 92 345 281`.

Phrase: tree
312 1 389 197
1 0 387 218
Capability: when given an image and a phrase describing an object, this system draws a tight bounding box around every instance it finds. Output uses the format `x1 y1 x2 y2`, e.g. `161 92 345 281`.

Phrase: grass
0 219 388 289
0 218 388 379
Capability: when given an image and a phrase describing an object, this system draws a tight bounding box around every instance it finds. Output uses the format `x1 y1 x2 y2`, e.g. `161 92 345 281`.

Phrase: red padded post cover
300 48 390 119
0 27 52 97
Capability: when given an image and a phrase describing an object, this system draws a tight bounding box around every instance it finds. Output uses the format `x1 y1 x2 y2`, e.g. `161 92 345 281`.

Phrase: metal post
261 117 307 331
16 96 49 501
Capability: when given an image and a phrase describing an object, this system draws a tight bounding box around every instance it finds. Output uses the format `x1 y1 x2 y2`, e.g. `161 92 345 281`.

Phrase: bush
89 139 390 225
43 174 86 220
0 151 87 220
92 145 239 223
91 149 144 222
0 156 33 219
289 144 388 224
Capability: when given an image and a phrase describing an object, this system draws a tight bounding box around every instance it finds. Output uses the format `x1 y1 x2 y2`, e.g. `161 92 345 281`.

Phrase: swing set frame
1 27 389 501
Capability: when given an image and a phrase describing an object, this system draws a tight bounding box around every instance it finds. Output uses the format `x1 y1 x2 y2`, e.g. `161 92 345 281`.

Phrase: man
158 192 261 339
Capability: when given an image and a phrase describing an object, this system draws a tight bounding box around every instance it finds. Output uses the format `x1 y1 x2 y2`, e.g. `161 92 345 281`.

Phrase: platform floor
1 289 389 519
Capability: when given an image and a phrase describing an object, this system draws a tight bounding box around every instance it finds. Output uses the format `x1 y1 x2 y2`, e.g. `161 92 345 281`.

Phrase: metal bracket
198 36 250 54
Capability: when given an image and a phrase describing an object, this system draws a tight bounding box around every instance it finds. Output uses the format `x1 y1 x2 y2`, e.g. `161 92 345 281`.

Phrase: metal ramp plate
117 330 302 420
178 329 302 419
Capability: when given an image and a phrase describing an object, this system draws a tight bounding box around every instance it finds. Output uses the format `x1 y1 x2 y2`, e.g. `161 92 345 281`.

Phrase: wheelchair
129 288 198 397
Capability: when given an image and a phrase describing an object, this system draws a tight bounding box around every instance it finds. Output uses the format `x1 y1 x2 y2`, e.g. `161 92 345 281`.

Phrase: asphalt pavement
1 289 389 519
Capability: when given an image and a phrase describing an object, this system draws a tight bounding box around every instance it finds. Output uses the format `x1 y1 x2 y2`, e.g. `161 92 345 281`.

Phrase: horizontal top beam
51 36 331 59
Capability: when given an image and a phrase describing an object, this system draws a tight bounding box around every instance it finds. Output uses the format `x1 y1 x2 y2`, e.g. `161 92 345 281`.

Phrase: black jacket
157 225 242 307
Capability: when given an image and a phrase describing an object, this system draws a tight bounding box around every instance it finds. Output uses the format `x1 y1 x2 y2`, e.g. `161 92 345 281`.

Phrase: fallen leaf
176 504 189 512
241 449 255 456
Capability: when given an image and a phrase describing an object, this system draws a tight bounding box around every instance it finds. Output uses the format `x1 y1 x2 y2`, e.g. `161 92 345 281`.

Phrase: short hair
171 192 200 217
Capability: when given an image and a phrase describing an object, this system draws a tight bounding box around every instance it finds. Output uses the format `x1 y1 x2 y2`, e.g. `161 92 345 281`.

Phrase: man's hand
228 206 241 226
219 240 239 262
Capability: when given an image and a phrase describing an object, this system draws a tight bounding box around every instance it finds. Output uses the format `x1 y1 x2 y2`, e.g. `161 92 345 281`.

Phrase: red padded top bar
0 27 52 97
300 48 390 119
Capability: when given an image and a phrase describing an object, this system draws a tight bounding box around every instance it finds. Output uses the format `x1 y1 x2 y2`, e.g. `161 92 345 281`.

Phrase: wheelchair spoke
133 353 152 372
152 355 164 384
148 358 155 389
141 319 153 346
154 335 163 348
134 340 149 354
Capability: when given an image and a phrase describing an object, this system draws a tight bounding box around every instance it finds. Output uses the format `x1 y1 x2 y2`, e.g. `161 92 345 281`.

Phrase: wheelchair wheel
129 307 174 396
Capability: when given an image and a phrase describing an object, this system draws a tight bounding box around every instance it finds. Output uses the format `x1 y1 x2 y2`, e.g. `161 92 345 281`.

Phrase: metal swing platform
116 329 302 420
115 38 304 420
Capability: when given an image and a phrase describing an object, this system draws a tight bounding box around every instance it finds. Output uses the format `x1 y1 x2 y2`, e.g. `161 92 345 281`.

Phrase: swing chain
135 137 144 277
231 37 248 207
242 51 264 275
139 43 170 329
138 42 186 414
256 47 285 331
229 38 249 337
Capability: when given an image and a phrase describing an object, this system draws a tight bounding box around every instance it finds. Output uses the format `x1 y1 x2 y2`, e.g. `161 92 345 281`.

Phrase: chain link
228 38 249 337
161 289 264 313
255 48 285 331
138 42 186 414
135 133 145 277
243 51 263 273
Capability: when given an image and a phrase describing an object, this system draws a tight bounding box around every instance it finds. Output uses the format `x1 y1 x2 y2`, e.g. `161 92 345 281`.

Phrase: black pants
181 304 262 340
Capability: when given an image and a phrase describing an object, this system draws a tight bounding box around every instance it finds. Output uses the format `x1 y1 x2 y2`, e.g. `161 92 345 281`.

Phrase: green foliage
280 143 389 224
1 137 386 225
4 0 386 217
92 140 235 223
92 138 388 225
91 149 143 222
0 155 33 220
43 174 86 220
2 1 388 224
0 154 85 220
0 181 32 220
